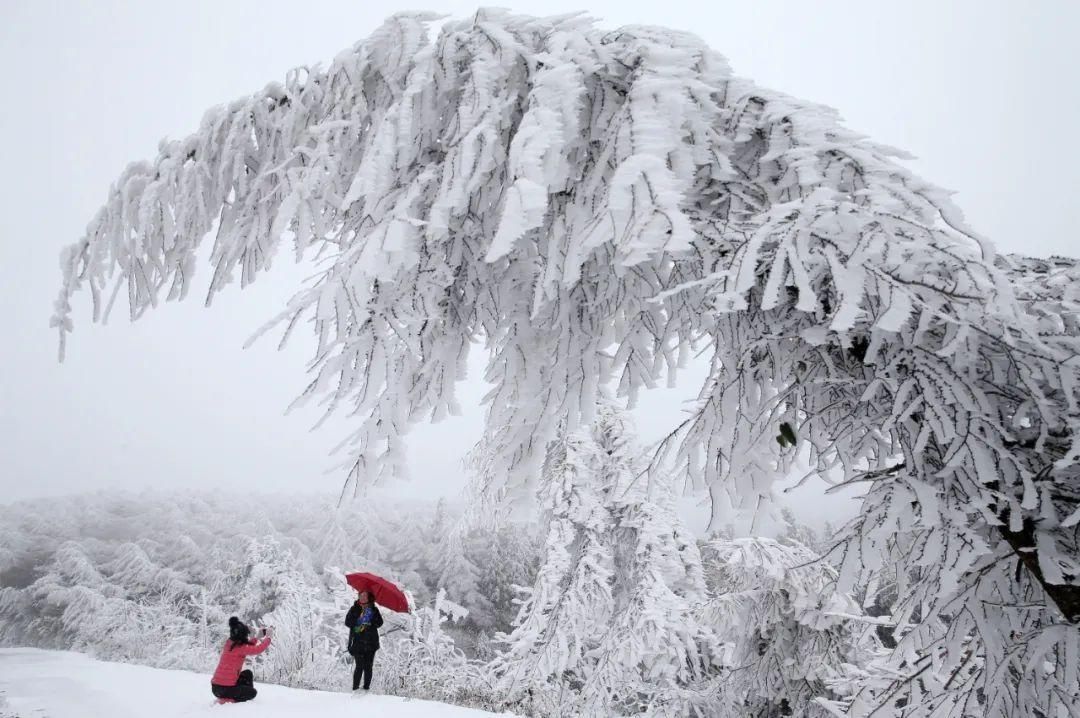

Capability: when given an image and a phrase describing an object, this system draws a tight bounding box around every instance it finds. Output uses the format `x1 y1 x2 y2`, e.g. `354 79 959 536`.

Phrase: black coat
345 602 383 654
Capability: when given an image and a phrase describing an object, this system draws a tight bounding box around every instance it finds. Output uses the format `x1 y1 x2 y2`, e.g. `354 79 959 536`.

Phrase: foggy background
1 1 1077 531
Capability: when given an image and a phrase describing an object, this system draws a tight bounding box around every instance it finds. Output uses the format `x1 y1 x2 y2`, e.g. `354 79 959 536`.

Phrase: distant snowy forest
0 490 536 707
33 8 1080 718
0 419 847 717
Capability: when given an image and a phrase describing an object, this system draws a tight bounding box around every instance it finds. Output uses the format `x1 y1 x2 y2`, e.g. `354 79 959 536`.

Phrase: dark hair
228 616 252 650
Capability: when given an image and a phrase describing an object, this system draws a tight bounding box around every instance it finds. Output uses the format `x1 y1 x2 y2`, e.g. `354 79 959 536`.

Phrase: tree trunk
997 517 1080 624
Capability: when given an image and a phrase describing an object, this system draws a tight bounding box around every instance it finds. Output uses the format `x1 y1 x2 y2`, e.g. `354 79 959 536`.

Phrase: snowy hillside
0 649 516 718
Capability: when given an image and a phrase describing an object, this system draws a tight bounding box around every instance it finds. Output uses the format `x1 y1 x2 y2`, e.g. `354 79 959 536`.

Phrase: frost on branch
55 10 1080 715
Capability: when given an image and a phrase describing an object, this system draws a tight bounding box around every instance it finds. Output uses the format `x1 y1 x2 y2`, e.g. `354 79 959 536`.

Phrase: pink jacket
211 637 271 686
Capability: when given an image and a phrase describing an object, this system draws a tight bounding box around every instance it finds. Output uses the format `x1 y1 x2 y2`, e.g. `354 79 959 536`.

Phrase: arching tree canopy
55 11 1080 716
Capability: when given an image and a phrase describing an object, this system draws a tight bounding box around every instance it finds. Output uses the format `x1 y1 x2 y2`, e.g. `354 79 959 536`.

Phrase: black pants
212 669 257 702
352 650 376 690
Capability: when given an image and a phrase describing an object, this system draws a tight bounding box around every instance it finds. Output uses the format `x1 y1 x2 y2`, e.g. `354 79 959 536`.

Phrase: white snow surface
0 648 515 718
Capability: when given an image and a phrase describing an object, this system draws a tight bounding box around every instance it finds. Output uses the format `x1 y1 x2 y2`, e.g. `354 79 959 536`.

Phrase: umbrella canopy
345 572 410 613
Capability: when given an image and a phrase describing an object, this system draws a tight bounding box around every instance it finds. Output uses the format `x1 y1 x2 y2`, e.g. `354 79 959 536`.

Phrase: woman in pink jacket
210 617 272 703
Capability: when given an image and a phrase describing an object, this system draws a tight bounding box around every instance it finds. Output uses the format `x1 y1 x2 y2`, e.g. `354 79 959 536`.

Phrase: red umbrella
345 572 410 613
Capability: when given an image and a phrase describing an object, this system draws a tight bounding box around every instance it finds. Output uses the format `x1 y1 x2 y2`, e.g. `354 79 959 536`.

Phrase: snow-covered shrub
377 589 496 707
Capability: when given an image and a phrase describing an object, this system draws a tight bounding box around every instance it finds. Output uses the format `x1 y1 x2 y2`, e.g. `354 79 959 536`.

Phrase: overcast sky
1 1 1077 530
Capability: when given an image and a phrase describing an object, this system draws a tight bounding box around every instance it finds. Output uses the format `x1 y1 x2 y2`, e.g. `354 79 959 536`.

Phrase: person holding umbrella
345 590 384 691
344 572 409 692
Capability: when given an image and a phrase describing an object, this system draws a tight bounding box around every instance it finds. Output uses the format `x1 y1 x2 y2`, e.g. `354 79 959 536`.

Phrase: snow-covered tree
232 537 317 622
52 10 1080 715
101 541 196 603
260 566 333 688
474 525 540 636
493 405 722 716
491 427 614 714
436 525 493 630
702 536 876 717
384 512 435 608
586 475 722 716
313 505 356 570
23 541 114 649
778 507 823 553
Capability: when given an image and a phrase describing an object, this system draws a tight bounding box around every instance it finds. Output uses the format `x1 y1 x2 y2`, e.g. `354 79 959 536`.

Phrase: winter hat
228 616 250 644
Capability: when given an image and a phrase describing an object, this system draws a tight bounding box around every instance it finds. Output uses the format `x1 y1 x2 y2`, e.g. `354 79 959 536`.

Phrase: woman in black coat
345 590 384 691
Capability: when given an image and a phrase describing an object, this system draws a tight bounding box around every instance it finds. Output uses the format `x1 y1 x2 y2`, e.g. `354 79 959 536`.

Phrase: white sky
1 1 1077 529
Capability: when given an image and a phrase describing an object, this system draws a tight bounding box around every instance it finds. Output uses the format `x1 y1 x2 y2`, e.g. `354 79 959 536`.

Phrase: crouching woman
210 617 272 703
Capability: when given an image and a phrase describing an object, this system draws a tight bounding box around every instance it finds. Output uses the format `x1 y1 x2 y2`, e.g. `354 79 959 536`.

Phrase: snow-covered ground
0 648 514 718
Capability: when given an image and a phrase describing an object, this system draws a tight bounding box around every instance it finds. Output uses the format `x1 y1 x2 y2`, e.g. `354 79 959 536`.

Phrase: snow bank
0 648 515 718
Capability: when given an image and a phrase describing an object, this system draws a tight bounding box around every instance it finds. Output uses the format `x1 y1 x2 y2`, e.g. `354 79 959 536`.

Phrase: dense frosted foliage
52 10 1080 716
491 404 725 716
701 537 876 716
